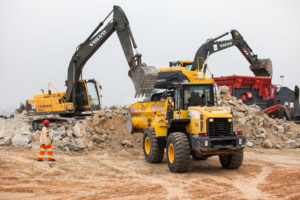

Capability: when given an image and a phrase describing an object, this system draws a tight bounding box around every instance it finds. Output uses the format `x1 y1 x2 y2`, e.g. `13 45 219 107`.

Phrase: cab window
183 85 214 109
76 82 89 107
86 82 100 108
174 88 182 110
182 63 193 71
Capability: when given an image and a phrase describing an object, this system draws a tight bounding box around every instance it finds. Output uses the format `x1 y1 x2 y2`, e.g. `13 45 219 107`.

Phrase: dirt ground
0 145 300 200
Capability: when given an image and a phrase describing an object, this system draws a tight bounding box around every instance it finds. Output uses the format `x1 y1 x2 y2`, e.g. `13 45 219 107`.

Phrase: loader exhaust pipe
250 58 273 77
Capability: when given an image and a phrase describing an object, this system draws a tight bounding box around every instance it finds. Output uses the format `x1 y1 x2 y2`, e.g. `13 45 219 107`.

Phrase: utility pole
280 75 284 87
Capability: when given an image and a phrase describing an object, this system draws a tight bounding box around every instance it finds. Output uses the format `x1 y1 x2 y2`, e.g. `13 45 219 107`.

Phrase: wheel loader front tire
166 132 190 173
143 128 164 163
219 150 244 169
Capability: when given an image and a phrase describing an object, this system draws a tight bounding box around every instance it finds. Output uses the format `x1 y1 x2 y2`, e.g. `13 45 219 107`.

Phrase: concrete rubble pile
1 88 300 151
218 86 300 149
0 108 138 152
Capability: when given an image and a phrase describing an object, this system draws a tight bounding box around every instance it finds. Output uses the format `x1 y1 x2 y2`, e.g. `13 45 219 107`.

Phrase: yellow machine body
130 100 168 131
27 92 74 114
27 79 101 115
133 61 245 173
130 99 232 137
129 69 233 137
174 107 232 135
158 66 209 83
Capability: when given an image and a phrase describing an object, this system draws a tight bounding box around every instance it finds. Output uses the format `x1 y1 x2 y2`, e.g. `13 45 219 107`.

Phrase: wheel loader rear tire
219 150 244 169
166 132 190 173
143 128 164 163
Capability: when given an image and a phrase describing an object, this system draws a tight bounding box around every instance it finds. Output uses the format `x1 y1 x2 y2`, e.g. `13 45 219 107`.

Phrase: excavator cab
75 79 102 112
26 79 102 115
169 61 193 71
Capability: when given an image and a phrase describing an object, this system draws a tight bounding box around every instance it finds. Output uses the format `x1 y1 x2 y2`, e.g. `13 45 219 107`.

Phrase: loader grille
207 118 232 137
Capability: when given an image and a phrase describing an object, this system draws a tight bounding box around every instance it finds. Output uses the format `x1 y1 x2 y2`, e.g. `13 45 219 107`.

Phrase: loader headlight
205 141 208 146
209 118 214 122
228 118 232 122
239 138 242 145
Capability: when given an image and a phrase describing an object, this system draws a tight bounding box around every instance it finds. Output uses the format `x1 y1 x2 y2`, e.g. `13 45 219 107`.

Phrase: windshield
183 84 214 109
182 63 193 71
86 82 100 108
169 62 179 67
76 82 89 106
169 62 193 71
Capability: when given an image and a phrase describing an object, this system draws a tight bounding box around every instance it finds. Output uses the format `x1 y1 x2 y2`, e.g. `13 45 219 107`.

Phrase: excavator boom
191 29 272 77
66 5 157 106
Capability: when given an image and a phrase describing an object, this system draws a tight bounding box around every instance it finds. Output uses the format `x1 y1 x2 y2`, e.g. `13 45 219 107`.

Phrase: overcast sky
0 0 299 112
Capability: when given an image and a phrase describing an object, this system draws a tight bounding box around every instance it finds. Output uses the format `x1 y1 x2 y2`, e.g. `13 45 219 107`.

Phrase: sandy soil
0 146 300 200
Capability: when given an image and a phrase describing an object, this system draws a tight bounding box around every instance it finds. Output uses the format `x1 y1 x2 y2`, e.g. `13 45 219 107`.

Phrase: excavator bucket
129 65 158 97
250 58 273 77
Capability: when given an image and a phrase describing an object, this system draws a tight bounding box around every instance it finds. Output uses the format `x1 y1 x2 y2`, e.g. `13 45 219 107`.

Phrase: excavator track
31 117 77 131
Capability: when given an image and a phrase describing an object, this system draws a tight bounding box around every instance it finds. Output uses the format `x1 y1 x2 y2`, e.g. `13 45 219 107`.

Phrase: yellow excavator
155 30 272 89
26 6 157 129
128 66 246 172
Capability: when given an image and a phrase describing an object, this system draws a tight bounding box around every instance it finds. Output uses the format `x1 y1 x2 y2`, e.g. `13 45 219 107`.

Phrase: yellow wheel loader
129 70 246 173
26 6 157 130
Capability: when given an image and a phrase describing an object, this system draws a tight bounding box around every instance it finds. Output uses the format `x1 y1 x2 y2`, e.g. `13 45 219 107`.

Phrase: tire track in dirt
98 152 193 199
231 165 271 200
1 148 300 199
258 168 300 200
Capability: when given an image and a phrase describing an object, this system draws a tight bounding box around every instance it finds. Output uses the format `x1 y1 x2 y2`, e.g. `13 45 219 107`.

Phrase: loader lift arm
191 29 272 77
66 6 157 109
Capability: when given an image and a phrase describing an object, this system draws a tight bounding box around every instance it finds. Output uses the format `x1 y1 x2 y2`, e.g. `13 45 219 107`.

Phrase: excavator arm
66 6 157 105
191 29 272 77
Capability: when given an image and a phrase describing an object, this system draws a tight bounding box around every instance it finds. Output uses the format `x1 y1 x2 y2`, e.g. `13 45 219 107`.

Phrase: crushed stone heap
1 90 300 151
218 85 300 149
0 108 140 152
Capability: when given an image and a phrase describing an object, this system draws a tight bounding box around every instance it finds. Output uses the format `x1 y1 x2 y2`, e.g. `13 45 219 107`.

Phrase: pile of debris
80 108 142 151
218 86 300 149
1 89 300 151
0 108 141 152
0 115 32 147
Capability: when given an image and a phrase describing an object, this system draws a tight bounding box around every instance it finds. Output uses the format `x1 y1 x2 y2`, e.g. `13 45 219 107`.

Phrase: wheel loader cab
182 84 214 109
75 79 102 112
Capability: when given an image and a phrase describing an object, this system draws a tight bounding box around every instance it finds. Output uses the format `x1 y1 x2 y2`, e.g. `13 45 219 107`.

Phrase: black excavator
26 5 157 129
191 29 272 77
65 5 157 107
